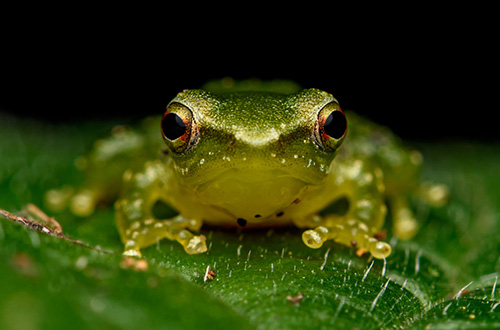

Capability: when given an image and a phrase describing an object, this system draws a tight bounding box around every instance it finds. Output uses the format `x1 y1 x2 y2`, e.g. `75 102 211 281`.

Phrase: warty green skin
167 89 338 186
44 80 447 259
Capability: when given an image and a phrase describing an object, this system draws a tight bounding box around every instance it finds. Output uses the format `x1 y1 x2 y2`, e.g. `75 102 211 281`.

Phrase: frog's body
45 79 447 259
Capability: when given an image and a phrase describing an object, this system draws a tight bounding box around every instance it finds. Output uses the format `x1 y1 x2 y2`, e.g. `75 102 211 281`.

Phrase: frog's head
161 88 347 222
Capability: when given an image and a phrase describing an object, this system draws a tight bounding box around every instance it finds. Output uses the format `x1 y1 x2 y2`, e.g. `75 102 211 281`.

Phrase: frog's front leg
296 160 391 259
115 160 207 257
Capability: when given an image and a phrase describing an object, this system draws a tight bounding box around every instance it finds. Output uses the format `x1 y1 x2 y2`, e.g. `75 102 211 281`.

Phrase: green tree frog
45 79 447 259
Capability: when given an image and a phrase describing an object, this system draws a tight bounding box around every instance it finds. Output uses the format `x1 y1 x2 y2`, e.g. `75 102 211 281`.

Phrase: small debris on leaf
204 265 217 282
0 206 113 254
286 292 304 305
356 248 368 257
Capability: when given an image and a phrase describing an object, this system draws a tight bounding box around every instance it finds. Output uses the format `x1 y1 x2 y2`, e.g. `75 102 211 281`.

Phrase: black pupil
324 111 347 139
162 113 186 140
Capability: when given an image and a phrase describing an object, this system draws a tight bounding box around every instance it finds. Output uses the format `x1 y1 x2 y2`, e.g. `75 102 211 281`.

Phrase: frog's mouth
191 167 322 222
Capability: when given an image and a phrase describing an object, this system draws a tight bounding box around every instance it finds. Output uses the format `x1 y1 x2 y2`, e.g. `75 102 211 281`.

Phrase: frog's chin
191 168 323 221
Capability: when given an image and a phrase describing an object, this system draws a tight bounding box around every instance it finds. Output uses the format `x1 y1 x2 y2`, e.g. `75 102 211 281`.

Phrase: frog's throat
190 168 323 221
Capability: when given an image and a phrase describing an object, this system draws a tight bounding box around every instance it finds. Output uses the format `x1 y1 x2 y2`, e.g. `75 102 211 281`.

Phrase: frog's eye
161 103 199 153
162 113 186 140
313 102 347 152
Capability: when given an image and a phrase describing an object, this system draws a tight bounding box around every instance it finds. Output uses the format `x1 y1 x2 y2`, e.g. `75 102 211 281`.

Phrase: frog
44 78 448 259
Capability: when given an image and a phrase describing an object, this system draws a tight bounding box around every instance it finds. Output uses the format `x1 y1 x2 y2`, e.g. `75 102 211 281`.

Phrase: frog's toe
302 221 392 259
393 214 419 240
420 182 449 207
44 186 74 212
123 248 142 258
390 195 419 240
123 240 142 258
176 229 207 254
368 239 392 259
184 234 208 255
302 227 328 249
70 189 97 217
44 186 98 217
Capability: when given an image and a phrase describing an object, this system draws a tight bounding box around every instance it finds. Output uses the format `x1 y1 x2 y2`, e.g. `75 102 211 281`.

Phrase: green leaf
1 113 499 329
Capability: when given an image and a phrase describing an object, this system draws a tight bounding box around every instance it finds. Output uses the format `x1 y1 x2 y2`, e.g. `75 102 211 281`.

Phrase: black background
1 12 497 141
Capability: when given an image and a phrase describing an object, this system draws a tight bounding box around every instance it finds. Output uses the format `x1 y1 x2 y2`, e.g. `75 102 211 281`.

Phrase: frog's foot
177 230 208 255
44 186 98 217
44 186 74 213
118 214 207 256
302 220 391 259
123 230 207 257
